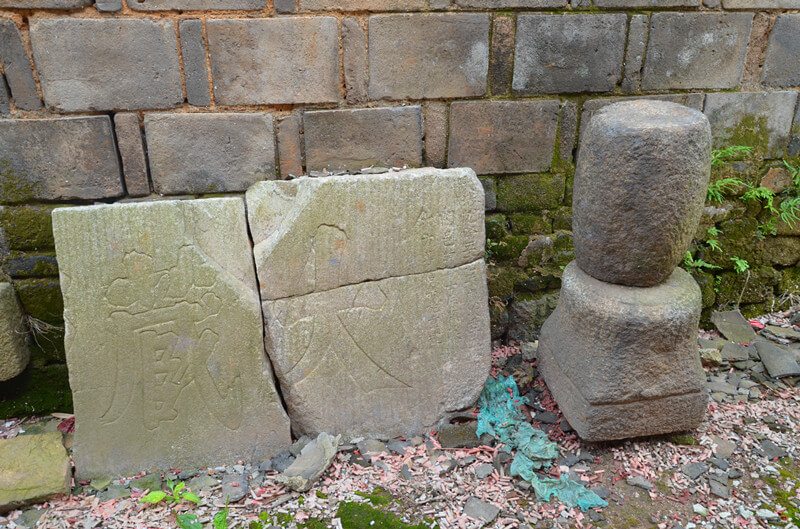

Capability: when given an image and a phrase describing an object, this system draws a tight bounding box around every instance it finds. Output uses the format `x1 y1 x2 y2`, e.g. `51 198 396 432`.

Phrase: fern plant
707 177 747 203
711 145 753 167
731 256 750 274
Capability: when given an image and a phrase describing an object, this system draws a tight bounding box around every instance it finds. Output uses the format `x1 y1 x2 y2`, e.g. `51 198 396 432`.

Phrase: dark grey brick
303 107 422 172
0 20 42 111
762 15 800 88
129 0 265 10
179 20 212 107
642 13 753 90
621 15 648 94
704 91 798 158
423 101 447 168
559 101 578 164
342 18 367 105
456 0 564 5
0 76 9 115
790 97 800 158
369 14 489 100
207 18 339 106
113 113 150 197
277 114 303 178
0 0 84 6
299 0 425 9
490 16 514 97
274 0 296 11
595 0 698 5
448 100 559 175
512 14 626 94
144 112 276 195
723 0 800 7
0 116 123 202
95 0 122 10
29 18 182 112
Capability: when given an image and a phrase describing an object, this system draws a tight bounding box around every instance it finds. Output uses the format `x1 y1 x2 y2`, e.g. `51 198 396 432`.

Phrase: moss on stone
715 266 778 307
508 213 552 235
722 115 771 156
778 267 800 295
14 279 64 325
0 158 41 204
0 364 72 416
336 501 436 529
484 214 508 240
487 265 527 300
691 271 717 309
2 252 59 278
488 235 529 262
354 488 395 507
496 173 565 212
0 206 56 251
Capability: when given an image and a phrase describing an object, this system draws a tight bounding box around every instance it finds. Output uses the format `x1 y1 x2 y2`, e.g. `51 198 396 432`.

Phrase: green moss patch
14 279 64 325
0 206 56 251
496 173 565 212
0 364 72 417
337 501 436 529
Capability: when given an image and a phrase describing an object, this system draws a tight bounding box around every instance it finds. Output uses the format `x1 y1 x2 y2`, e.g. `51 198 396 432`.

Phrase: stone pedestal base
538 262 707 442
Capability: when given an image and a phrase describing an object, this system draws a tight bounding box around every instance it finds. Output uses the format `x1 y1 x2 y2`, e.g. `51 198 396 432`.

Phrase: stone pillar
538 100 711 442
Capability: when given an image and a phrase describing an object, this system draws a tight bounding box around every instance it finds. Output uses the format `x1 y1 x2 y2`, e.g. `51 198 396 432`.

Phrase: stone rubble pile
538 100 712 441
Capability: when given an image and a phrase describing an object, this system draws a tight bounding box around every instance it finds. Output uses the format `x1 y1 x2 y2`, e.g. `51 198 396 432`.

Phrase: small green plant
683 251 721 271
742 186 777 213
176 513 202 529
706 226 722 252
707 177 747 203
711 145 753 167
784 159 800 186
140 479 201 506
731 256 750 274
212 501 230 529
780 195 800 228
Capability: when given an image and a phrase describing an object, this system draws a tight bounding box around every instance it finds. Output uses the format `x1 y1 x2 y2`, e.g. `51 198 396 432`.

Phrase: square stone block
52 198 290 478
761 15 800 87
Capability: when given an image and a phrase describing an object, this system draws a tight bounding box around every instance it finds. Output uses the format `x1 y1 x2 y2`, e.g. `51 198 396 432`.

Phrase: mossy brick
487 265 527 299
14 279 63 325
515 273 561 294
369 14 489 100
208 18 340 105
0 117 123 202
496 173 565 212
0 206 55 251
2 252 58 278
508 213 552 235
760 237 800 266
28 326 64 367
642 13 752 90
490 235 529 262
448 100 559 175
705 217 761 269
520 231 574 275
0 364 72 417
30 19 182 112
489 303 508 340
715 266 778 306
704 92 798 158
485 214 508 240
739 302 774 320
130 0 265 10
778 267 800 295
0 20 42 111
692 271 717 309
552 207 572 231
513 14 626 94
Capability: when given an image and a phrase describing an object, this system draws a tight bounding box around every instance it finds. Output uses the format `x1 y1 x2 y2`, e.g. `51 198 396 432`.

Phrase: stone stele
52 198 290 479
247 168 491 439
573 100 711 287
0 282 30 382
537 262 707 441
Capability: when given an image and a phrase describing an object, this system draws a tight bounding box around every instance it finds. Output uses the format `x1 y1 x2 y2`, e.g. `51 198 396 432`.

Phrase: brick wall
1 0 800 414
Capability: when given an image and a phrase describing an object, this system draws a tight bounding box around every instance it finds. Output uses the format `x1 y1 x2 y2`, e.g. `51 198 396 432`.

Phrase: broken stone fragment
277 433 341 492
754 339 800 378
52 198 291 479
711 310 758 344
0 432 70 512
0 282 30 382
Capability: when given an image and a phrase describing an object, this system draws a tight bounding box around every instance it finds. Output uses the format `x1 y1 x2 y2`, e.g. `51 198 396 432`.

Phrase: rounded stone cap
573 100 711 287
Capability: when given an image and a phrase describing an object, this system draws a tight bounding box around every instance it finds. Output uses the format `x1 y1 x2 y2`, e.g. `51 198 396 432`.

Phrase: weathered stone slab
456 0 564 5
179 20 212 107
144 112 275 195
277 115 303 178
762 15 800 88
642 13 752 90
595 0 698 4
704 91 798 158
246 168 485 300
723 0 800 7
710 310 757 344
0 432 70 512
755 340 800 378
490 16 514 97
130 0 265 10
369 14 489 100
263 260 490 439
52 198 291 478
342 18 367 105
0 20 42 111
0 117 124 202
0 282 29 382
0 0 83 6
29 19 182 112
303 107 422 172
447 100 559 174
574 101 711 287
621 15 648 94
207 18 339 106
0 76 9 116
537 262 706 441
513 14 626 94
